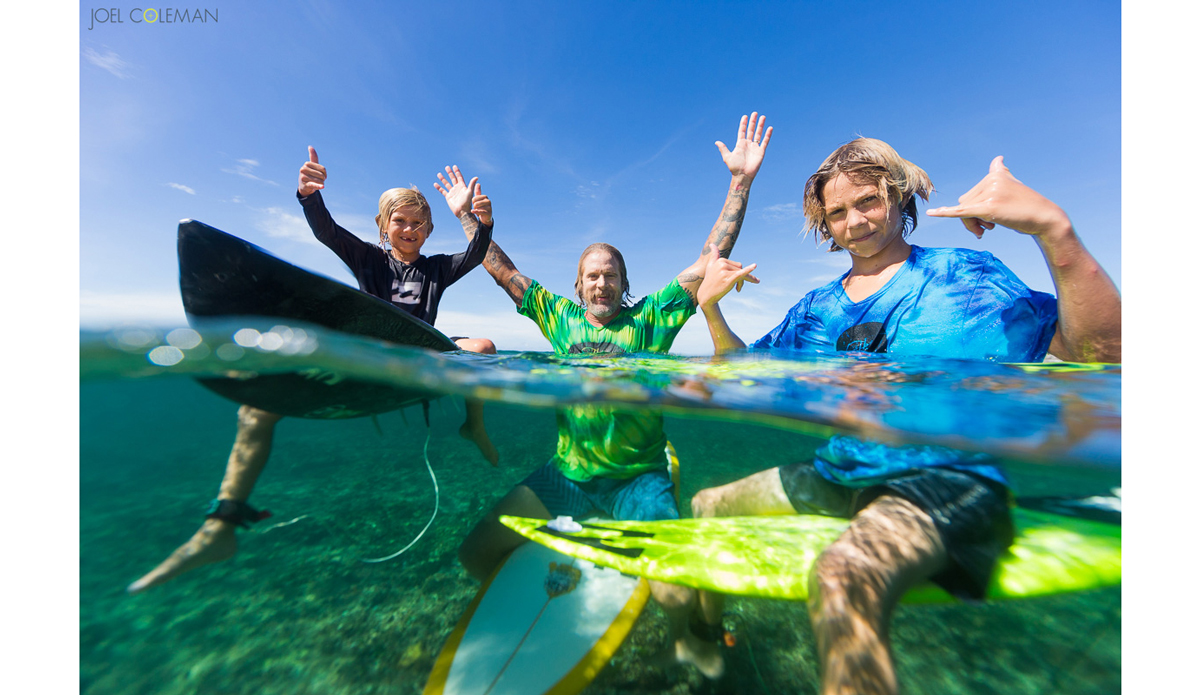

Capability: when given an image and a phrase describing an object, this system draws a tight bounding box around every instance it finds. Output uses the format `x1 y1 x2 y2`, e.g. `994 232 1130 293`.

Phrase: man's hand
471 183 492 226
697 243 759 309
716 112 773 180
434 165 480 218
926 156 1072 240
298 146 326 196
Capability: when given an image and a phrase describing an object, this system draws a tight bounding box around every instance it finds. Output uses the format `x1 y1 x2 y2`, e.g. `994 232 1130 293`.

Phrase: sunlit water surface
81 323 1119 694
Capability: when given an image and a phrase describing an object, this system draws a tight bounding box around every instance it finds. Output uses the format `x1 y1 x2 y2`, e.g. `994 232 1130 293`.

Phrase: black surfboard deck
177 219 457 419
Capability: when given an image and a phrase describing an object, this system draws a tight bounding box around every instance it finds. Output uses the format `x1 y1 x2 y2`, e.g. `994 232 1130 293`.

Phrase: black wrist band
689 613 726 644
204 499 272 528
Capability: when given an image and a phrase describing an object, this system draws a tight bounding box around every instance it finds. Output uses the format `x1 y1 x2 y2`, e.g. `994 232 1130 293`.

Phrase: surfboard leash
361 403 440 563
723 611 768 692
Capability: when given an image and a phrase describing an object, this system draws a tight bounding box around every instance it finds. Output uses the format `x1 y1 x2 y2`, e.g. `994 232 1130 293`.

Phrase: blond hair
803 138 933 252
375 186 433 240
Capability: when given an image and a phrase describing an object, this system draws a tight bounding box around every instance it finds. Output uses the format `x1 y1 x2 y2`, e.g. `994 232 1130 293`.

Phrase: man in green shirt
455 113 771 677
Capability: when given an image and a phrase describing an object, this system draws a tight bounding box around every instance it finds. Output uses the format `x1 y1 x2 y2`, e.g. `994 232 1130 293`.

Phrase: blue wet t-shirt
753 245 1058 361
751 245 1059 487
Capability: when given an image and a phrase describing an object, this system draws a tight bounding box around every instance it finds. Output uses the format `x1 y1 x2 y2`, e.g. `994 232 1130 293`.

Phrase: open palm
717 112 772 179
435 165 478 217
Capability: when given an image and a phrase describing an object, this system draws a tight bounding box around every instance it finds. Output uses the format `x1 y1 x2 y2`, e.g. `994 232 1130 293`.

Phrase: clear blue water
80 322 1120 694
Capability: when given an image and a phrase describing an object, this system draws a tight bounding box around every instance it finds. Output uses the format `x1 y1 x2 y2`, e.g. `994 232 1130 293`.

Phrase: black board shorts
778 461 1014 600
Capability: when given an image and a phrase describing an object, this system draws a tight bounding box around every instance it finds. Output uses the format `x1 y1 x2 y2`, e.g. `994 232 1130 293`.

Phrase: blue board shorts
519 461 680 522
778 460 1014 600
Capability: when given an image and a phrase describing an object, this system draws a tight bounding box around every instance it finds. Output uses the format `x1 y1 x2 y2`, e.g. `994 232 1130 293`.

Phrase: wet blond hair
574 243 633 307
375 186 433 241
803 138 934 252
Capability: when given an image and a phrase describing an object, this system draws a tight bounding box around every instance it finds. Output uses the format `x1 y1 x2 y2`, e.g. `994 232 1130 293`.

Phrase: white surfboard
423 541 650 695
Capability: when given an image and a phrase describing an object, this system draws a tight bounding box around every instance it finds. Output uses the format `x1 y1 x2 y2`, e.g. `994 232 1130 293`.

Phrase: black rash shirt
297 190 492 326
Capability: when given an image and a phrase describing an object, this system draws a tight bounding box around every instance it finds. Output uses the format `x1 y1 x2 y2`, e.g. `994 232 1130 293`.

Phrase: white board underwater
424 541 650 695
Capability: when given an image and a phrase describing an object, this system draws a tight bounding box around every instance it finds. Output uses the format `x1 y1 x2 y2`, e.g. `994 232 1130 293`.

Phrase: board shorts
520 461 680 522
778 461 1014 600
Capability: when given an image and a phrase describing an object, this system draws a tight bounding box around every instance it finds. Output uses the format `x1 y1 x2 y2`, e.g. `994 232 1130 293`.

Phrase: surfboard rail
499 509 1120 604
176 219 456 418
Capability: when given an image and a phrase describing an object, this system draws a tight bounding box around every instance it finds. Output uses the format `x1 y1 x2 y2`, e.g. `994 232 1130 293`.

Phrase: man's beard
585 295 620 319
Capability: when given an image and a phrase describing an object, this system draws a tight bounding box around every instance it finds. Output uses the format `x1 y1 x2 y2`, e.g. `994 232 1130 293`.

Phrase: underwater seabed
81 374 1118 695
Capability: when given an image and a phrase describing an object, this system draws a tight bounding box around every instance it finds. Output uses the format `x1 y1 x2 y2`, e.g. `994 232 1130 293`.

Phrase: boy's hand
471 183 493 226
298 146 326 196
715 113 772 181
434 165 479 218
697 243 758 309
927 156 1072 240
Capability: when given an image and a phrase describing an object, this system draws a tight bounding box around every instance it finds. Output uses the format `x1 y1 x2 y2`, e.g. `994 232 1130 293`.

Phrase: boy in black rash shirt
127 148 497 594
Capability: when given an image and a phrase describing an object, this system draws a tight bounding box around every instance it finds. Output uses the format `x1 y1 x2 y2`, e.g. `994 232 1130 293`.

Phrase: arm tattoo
484 242 511 275
484 242 531 303
702 187 750 258
458 211 478 242
678 271 701 284
507 274 532 301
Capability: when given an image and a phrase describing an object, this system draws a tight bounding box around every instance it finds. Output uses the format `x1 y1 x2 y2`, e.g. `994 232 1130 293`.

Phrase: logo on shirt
568 341 625 355
391 280 422 305
837 322 888 352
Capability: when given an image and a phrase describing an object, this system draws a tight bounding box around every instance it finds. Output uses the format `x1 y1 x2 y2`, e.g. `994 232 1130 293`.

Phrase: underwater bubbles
216 343 245 361
107 326 161 353
217 324 318 362
147 345 185 366
165 328 202 349
233 328 262 347
258 331 284 351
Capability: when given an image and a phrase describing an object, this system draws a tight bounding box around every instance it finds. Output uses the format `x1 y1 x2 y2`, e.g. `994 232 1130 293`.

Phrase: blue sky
71 0 1122 355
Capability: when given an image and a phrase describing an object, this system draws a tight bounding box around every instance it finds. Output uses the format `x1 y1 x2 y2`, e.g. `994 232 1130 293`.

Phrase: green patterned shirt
519 278 696 481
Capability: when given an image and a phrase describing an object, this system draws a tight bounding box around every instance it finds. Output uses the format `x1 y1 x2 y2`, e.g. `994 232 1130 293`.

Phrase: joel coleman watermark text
88 8 218 30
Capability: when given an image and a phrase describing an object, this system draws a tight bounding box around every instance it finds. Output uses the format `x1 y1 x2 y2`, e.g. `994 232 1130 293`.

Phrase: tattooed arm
676 113 772 303
483 241 534 306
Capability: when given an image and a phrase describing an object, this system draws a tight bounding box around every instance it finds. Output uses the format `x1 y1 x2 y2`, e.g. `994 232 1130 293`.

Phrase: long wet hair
802 138 934 252
574 243 634 307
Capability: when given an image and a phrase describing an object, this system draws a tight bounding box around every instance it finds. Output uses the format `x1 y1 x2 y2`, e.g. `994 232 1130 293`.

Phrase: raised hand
434 165 479 218
471 182 492 226
298 146 326 196
715 112 773 180
926 156 1072 239
697 243 759 309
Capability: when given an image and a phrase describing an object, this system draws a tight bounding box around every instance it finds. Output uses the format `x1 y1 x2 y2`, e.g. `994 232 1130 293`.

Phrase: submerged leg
454 338 499 467
682 466 797 676
648 581 729 679
808 494 947 695
127 406 282 594
457 485 550 581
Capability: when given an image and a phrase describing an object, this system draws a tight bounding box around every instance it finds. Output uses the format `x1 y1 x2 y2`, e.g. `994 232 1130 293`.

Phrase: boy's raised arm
696 243 759 354
927 156 1121 363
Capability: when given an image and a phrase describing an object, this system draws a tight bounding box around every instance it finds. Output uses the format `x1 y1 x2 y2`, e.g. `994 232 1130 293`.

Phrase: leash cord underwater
725 612 768 691
361 412 439 564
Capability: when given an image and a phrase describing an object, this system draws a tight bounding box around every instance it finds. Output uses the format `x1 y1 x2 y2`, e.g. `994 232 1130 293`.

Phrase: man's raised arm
676 113 772 302
927 156 1121 363
435 165 490 244
483 241 533 306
